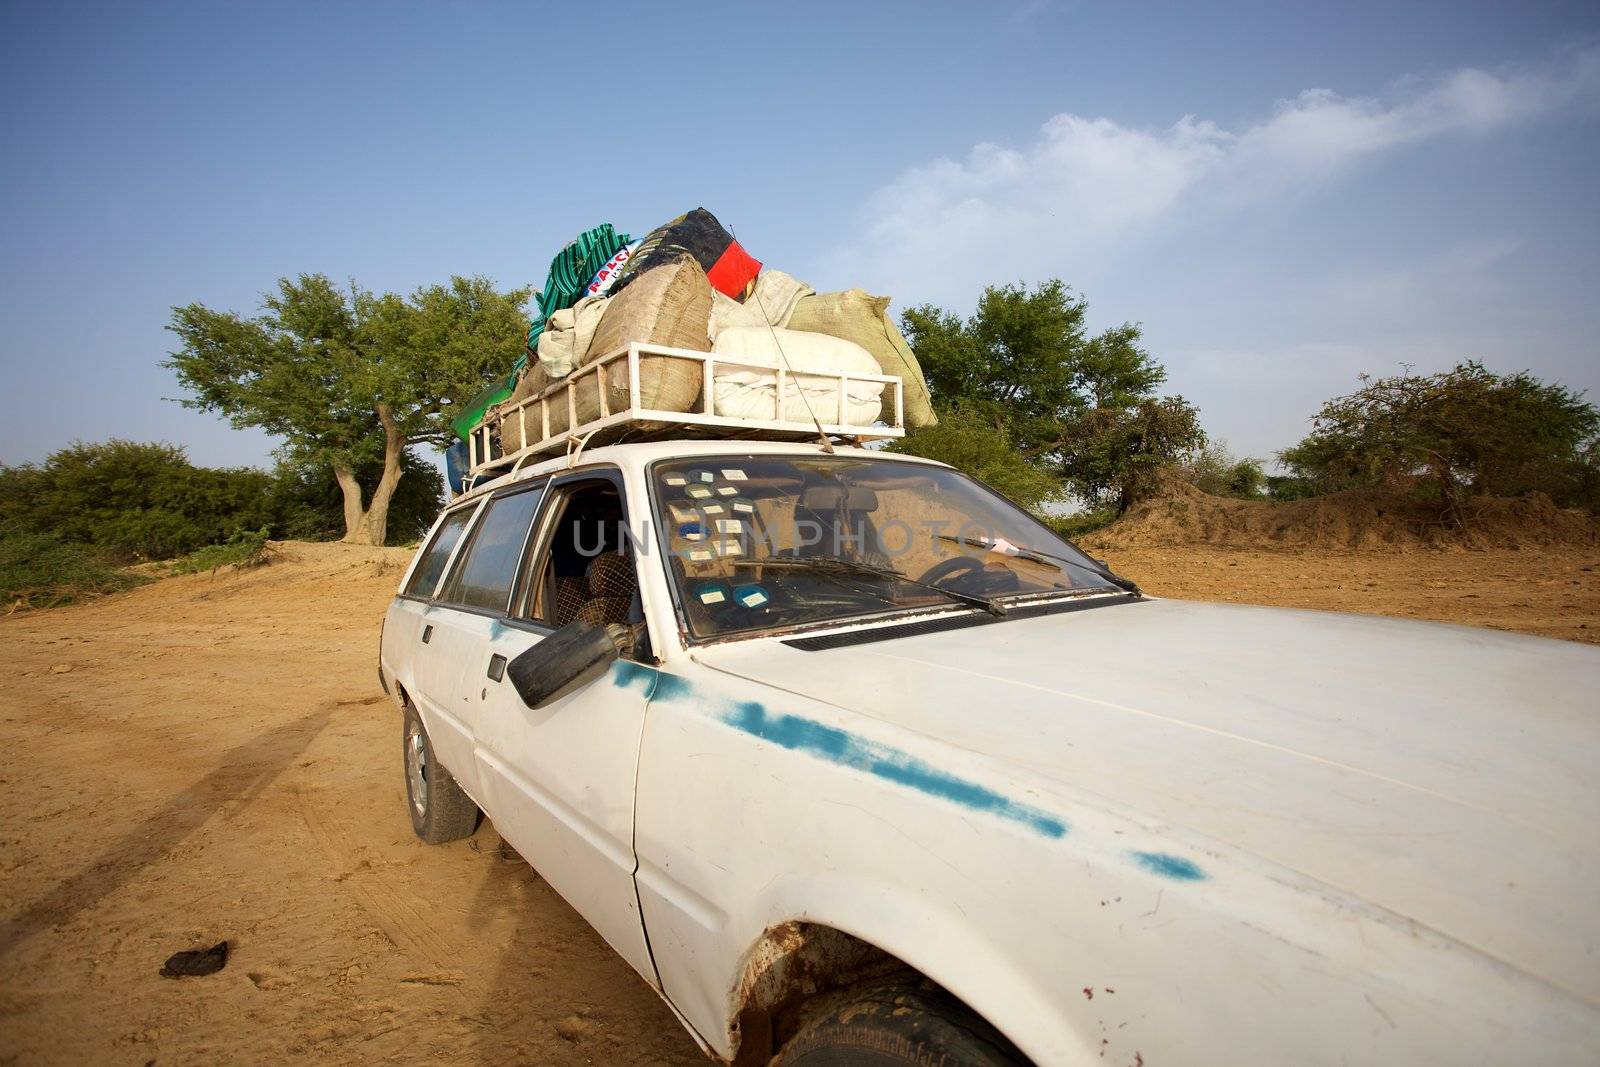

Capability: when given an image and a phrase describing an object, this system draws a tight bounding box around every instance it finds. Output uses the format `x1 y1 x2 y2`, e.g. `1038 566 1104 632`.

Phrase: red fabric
704 240 762 300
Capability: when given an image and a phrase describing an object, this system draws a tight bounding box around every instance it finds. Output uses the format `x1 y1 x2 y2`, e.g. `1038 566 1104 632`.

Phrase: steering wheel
917 555 987 586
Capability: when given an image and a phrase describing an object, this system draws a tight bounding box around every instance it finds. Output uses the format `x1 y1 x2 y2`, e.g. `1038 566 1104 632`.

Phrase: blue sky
2 1 1597 471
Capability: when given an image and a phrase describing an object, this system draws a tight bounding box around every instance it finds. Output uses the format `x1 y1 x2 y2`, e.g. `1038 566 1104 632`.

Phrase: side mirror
507 620 631 710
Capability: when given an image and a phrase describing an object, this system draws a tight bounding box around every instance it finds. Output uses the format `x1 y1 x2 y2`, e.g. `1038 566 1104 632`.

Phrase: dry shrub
1087 478 1600 552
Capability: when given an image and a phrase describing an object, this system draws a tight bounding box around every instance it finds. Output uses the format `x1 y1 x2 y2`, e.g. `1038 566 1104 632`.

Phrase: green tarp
452 373 516 442
525 222 632 359
454 222 633 442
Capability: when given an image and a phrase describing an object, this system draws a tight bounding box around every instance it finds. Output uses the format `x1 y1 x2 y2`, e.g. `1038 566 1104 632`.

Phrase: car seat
572 552 637 627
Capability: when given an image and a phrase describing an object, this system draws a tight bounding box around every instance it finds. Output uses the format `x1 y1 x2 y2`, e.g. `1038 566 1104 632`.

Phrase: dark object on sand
160 940 229 978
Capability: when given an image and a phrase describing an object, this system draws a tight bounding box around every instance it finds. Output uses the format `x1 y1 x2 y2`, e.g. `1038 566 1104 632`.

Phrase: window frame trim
510 466 631 627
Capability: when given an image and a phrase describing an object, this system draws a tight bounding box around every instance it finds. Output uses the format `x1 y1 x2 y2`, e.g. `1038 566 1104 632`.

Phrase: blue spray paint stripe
614 668 1217 877
611 661 661 699
611 662 691 702
612 665 1066 838
1130 850 1206 881
722 701 1067 839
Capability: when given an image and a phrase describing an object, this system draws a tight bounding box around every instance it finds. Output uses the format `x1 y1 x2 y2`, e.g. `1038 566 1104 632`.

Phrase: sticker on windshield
721 468 748 481
716 519 743 534
678 522 707 541
714 540 744 557
664 474 688 487
686 485 712 499
691 469 716 483
696 583 729 605
685 547 714 562
730 498 755 514
733 583 768 608
715 485 738 496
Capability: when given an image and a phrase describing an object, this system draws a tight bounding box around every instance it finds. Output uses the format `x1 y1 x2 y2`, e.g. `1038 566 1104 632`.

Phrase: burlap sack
584 254 711 428
498 256 713 451
786 290 938 428
492 362 553 453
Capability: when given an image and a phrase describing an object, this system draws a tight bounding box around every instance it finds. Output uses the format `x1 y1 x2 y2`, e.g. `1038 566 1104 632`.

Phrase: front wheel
776 978 1026 1066
402 701 480 843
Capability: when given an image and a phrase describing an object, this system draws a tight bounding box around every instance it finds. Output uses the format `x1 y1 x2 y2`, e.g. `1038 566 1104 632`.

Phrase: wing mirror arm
506 620 633 710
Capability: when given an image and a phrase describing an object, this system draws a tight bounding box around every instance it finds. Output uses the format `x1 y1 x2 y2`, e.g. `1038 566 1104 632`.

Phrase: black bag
611 207 761 300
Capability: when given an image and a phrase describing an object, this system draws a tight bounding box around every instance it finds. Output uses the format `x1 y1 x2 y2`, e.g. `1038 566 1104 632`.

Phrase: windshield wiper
741 556 1008 617
937 534 1141 595
937 534 1063 570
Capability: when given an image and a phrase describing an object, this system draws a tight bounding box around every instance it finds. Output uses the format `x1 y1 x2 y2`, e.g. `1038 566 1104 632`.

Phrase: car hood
690 597 1600 1005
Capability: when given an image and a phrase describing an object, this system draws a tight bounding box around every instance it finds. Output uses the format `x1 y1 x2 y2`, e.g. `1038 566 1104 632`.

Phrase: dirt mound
1087 482 1600 552
119 539 413 605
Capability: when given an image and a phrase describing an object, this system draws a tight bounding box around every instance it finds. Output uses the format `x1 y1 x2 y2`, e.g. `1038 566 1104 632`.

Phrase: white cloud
833 46 1599 306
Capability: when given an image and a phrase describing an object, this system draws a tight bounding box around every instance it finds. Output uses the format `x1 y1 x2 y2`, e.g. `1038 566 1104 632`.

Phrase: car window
404 506 477 597
520 478 632 627
650 455 1117 640
440 486 545 612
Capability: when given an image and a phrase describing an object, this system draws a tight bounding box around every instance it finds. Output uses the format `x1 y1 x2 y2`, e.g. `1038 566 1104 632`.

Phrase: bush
167 527 273 575
1182 441 1267 499
0 440 275 560
1040 508 1119 542
0 532 145 610
0 440 446 568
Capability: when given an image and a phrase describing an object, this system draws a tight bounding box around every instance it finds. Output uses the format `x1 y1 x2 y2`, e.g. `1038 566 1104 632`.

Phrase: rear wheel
402 701 480 843
776 977 1026 1066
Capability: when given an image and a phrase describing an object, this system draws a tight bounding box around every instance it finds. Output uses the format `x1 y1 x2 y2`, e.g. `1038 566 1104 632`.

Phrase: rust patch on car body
727 922 898 1064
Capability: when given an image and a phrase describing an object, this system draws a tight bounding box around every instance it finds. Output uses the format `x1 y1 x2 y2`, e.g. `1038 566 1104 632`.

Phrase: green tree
167 273 528 545
1279 362 1600 515
887 405 1063 509
900 280 1204 512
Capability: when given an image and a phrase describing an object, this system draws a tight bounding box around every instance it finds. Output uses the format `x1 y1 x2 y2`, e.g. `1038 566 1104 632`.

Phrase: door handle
421 624 433 644
487 654 507 682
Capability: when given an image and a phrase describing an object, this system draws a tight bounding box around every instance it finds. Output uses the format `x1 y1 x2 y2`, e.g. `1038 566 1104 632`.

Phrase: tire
776 977 1026 1067
402 700 480 843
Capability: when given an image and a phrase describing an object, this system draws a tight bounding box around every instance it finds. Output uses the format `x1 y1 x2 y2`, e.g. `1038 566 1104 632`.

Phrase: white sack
710 326 884 426
536 294 609 377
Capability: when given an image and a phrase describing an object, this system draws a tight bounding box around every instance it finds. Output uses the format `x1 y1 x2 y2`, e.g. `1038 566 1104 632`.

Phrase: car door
464 469 659 986
393 500 485 795
411 483 548 796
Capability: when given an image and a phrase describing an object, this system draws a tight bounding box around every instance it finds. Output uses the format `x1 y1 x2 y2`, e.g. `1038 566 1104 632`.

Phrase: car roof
455 439 952 504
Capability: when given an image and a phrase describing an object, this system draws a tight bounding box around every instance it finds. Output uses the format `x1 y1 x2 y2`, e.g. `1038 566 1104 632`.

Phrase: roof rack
467 342 906 477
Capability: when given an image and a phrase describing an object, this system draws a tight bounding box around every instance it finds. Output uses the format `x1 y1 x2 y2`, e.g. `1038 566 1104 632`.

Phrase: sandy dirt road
1 540 1595 1065
0 543 704 1066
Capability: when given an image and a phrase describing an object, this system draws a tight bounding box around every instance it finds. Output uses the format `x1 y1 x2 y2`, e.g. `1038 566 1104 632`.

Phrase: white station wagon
379 437 1600 1066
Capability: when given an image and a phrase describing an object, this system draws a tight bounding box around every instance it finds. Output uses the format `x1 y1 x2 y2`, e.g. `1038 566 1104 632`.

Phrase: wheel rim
405 720 429 818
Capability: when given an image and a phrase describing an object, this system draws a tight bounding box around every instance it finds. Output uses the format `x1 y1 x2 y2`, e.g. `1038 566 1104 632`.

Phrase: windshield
649 454 1118 640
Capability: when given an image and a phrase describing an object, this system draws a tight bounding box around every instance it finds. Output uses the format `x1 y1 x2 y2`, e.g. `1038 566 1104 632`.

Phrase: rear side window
405 507 476 597
441 487 546 612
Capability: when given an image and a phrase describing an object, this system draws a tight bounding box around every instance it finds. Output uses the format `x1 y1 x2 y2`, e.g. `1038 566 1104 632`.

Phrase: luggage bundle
469 208 938 459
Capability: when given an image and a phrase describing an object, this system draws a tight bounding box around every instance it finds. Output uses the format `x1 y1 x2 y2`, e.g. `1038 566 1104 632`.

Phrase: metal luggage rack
467 342 906 476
